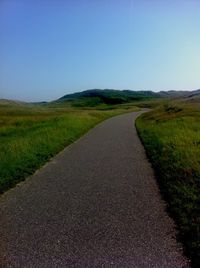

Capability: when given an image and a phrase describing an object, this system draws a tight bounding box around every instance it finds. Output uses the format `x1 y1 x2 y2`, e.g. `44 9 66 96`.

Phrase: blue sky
1 0 200 101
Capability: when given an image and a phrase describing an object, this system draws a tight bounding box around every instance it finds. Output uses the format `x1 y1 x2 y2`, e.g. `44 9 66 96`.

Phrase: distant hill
158 89 200 99
0 99 48 107
187 89 200 96
57 89 160 106
59 89 160 100
184 89 200 102
158 90 191 98
1 89 200 107
0 99 27 106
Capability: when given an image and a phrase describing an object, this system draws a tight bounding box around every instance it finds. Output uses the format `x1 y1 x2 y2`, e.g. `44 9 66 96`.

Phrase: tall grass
0 104 138 194
136 101 200 267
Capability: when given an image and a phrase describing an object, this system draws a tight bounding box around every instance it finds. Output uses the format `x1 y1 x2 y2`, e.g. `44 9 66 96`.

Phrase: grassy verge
0 104 138 194
136 101 200 267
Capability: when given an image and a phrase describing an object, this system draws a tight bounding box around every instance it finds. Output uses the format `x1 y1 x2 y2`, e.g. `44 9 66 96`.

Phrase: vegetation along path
0 111 190 267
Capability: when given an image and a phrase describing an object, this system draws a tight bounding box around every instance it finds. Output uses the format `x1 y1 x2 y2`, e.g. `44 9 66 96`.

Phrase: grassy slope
136 101 200 267
0 103 139 194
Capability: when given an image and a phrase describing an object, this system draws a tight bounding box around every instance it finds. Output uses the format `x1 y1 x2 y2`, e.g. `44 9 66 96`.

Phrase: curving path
0 111 190 267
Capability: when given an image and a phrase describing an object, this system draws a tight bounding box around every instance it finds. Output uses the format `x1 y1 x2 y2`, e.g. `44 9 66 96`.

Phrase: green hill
57 89 160 107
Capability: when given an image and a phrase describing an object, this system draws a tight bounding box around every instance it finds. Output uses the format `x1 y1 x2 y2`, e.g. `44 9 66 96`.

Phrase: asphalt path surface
0 111 190 267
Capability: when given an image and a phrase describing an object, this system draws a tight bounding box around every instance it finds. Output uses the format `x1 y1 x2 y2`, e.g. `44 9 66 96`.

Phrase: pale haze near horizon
0 0 200 102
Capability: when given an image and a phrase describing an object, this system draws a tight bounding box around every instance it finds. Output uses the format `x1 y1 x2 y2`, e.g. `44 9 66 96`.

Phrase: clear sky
1 0 200 101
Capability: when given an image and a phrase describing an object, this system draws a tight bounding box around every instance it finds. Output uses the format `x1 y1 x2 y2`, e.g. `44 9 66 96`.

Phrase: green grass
136 101 200 267
0 103 138 194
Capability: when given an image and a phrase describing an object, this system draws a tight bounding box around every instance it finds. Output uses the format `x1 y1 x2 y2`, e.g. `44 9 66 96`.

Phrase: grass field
0 103 139 194
136 101 200 267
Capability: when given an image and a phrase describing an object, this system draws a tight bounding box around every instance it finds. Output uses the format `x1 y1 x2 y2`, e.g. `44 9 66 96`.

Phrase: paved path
0 111 190 267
